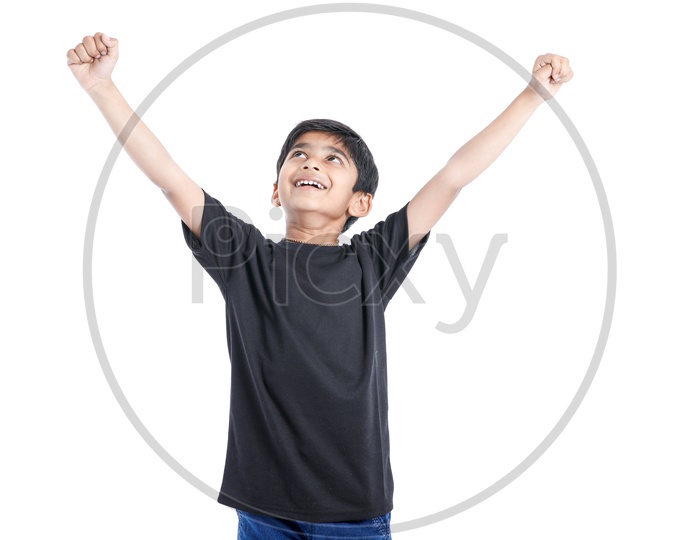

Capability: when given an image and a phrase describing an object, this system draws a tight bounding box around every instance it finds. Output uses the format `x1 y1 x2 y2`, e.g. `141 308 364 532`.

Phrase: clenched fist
529 53 574 100
67 32 119 92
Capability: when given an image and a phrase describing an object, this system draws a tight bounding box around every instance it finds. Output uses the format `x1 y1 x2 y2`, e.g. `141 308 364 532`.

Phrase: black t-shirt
182 189 430 522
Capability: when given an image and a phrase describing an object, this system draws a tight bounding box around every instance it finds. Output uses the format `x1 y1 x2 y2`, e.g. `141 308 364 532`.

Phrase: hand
67 33 119 92
528 53 573 101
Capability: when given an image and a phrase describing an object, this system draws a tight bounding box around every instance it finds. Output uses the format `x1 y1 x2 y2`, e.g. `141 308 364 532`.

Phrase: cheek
277 165 289 183
346 171 360 186
279 160 298 178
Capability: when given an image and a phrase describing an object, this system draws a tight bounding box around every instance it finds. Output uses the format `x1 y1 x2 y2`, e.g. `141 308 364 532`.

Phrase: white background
2 0 698 538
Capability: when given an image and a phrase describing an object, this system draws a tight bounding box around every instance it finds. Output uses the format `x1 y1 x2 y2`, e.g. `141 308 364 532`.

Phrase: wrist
520 83 546 107
85 77 116 98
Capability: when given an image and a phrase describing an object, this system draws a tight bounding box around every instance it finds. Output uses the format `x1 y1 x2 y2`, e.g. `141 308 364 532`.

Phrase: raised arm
406 53 573 250
67 33 205 238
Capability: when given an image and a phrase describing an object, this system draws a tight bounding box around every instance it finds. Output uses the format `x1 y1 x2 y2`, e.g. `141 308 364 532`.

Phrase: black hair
276 119 379 233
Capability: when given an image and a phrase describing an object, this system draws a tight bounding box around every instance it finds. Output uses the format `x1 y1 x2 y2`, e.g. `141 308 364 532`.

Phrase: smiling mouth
294 180 327 190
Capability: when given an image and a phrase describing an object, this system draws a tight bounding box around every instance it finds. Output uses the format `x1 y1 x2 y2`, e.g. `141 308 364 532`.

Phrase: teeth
295 180 326 189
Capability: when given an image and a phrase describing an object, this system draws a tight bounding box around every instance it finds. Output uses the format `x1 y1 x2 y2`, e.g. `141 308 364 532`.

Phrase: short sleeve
352 202 430 307
181 189 263 288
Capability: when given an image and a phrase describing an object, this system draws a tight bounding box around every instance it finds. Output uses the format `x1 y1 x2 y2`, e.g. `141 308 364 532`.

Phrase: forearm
86 81 186 194
443 86 544 189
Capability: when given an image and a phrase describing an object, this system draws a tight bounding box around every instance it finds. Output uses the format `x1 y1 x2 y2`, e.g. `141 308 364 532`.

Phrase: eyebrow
292 142 350 163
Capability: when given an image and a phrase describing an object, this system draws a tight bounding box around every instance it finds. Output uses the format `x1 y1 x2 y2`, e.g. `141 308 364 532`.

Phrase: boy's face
272 131 372 231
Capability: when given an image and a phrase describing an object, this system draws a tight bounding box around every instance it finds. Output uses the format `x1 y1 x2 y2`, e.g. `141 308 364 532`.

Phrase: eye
291 150 306 159
327 155 342 164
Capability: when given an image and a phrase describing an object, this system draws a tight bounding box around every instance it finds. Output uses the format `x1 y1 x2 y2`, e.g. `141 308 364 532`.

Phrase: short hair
276 119 379 233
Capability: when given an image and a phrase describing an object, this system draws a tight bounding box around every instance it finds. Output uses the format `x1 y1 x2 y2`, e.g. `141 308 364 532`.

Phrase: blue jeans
236 509 392 540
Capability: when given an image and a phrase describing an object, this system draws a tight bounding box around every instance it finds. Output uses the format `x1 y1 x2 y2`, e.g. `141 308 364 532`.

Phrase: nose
302 156 321 171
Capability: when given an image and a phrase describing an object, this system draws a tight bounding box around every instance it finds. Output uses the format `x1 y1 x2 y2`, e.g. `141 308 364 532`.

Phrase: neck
282 231 339 245
282 236 339 247
283 222 341 245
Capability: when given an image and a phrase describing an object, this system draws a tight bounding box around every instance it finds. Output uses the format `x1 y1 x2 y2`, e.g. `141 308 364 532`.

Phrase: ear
348 191 373 218
270 182 281 207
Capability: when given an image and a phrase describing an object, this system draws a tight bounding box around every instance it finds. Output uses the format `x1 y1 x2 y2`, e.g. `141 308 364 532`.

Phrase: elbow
440 162 473 192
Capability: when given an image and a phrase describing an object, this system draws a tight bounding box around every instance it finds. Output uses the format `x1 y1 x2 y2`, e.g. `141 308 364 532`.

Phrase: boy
67 32 572 539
